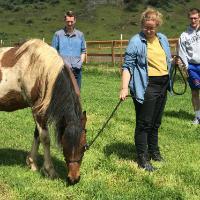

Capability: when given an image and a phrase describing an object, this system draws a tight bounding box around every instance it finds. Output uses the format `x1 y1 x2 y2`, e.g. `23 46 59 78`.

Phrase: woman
120 8 172 171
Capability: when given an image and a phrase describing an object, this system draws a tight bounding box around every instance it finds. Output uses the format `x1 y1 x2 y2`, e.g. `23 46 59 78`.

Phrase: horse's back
0 39 73 113
0 47 12 54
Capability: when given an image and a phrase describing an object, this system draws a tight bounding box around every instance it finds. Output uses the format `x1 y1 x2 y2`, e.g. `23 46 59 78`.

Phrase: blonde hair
140 7 163 27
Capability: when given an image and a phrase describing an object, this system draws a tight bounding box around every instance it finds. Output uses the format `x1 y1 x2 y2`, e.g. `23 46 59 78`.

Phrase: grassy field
0 65 200 200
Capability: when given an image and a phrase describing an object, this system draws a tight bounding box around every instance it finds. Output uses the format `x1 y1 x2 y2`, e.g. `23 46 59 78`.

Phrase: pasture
0 65 200 200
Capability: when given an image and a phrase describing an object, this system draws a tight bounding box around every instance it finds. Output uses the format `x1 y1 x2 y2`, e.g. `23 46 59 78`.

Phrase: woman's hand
120 88 129 101
120 70 131 100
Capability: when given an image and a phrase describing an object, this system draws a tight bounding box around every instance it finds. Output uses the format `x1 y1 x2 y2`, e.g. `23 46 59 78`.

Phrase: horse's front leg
36 122 58 179
26 126 40 171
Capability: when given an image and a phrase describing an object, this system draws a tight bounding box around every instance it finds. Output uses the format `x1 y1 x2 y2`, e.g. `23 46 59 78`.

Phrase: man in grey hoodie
178 8 200 124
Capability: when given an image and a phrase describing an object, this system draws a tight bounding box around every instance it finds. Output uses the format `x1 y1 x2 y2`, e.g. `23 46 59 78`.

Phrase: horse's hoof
40 167 58 179
26 156 38 171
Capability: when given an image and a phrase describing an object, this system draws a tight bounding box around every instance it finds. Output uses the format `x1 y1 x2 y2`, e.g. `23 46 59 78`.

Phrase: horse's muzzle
67 176 80 185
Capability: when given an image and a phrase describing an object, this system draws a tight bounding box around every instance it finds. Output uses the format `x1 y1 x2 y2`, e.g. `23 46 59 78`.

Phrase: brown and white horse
0 39 87 185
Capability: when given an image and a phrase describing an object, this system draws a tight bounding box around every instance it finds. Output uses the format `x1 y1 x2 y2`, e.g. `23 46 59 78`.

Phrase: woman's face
143 16 157 39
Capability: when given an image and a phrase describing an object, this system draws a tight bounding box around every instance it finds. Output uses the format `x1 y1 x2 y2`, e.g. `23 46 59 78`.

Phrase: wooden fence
85 38 179 66
0 38 179 66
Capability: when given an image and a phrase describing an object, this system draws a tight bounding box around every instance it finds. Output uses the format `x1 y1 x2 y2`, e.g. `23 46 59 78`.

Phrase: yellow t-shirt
147 37 168 76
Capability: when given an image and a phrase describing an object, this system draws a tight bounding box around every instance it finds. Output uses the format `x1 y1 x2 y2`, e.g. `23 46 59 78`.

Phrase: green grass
0 65 200 199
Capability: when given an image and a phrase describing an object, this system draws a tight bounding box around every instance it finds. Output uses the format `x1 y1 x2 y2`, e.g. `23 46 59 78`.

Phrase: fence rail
85 38 179 66
0 38 179 66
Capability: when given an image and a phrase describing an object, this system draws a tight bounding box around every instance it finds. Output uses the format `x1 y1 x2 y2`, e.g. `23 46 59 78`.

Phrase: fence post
111 40 115 67
119 34 123 74
85 41 88 64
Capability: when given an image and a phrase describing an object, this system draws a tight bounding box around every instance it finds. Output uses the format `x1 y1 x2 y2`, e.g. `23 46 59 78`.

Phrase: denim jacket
123 32 172 103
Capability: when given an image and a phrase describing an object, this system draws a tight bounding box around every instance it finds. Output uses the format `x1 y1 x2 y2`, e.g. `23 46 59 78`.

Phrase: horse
0 39 87 185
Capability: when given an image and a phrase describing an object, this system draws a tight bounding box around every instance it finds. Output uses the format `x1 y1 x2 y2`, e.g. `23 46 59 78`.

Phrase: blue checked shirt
51 28 86 69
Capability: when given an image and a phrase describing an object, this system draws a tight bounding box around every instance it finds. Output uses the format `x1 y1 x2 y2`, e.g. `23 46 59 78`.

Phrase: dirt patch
0 182 17 200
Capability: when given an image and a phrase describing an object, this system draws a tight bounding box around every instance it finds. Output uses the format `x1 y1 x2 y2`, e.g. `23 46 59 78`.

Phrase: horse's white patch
0 67 21 98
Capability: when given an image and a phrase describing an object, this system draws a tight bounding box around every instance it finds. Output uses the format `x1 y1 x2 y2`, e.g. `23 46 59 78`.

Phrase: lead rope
171 55 188 95
85 97 129 150
84 89 167 151
85 57 188 150
84 90 166 151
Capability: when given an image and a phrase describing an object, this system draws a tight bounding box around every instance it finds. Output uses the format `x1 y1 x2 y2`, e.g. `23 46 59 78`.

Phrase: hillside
0 0 199 45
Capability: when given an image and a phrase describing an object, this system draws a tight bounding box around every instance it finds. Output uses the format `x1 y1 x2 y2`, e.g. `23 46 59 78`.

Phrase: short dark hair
64 10 76 19
188 8 200 17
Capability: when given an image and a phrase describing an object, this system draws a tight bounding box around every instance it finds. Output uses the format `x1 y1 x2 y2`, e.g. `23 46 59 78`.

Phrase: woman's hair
140 7 163 27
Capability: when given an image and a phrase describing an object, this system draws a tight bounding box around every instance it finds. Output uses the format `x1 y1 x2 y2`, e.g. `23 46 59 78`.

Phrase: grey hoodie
178 26 200 68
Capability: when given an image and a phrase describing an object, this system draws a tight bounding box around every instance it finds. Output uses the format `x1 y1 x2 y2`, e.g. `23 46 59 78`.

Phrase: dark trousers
133 75 169 155
71 68 82 89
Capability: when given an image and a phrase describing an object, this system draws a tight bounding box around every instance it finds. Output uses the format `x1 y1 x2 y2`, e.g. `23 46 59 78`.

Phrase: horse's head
61 111 87 185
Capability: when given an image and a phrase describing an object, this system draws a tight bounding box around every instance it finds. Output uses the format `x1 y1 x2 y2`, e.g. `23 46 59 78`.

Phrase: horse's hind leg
26 126 40 171
36 122 58 179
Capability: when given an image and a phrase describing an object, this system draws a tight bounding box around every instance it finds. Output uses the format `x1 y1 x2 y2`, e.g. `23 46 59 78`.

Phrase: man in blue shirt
52 10 86 89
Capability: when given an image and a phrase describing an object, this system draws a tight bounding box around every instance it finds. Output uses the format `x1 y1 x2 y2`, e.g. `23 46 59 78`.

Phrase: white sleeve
178 35 189 68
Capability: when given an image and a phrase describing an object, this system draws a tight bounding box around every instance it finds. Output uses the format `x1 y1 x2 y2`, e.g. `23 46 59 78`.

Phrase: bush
13 5 22 12
0 32 8 40
124 0 191 10
4 4 15 10
170 24 176 29
42 17 52 21
0 0 60 10
50 0 59 5
8 19 15 25
25 18 33 24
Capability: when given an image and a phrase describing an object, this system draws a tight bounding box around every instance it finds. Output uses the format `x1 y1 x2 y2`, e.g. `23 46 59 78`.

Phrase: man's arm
178 36 189 68
81 53 86 63
80 34 86 63
51 34 59 51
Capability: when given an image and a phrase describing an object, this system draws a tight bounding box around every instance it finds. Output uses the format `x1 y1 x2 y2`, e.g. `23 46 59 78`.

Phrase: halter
65 150 85 164
65 129 88 164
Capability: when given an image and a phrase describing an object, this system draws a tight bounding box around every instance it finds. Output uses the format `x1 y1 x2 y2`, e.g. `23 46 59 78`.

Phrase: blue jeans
71 68 82 89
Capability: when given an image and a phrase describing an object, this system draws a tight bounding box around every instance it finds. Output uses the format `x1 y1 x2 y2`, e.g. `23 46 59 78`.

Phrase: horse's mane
15 39 82 146
16 39 64 115
46 66 83 146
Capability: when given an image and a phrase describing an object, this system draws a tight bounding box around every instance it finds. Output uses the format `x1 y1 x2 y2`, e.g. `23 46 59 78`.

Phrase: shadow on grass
103 142 137 161
0 148 66 181
164 110 193 120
